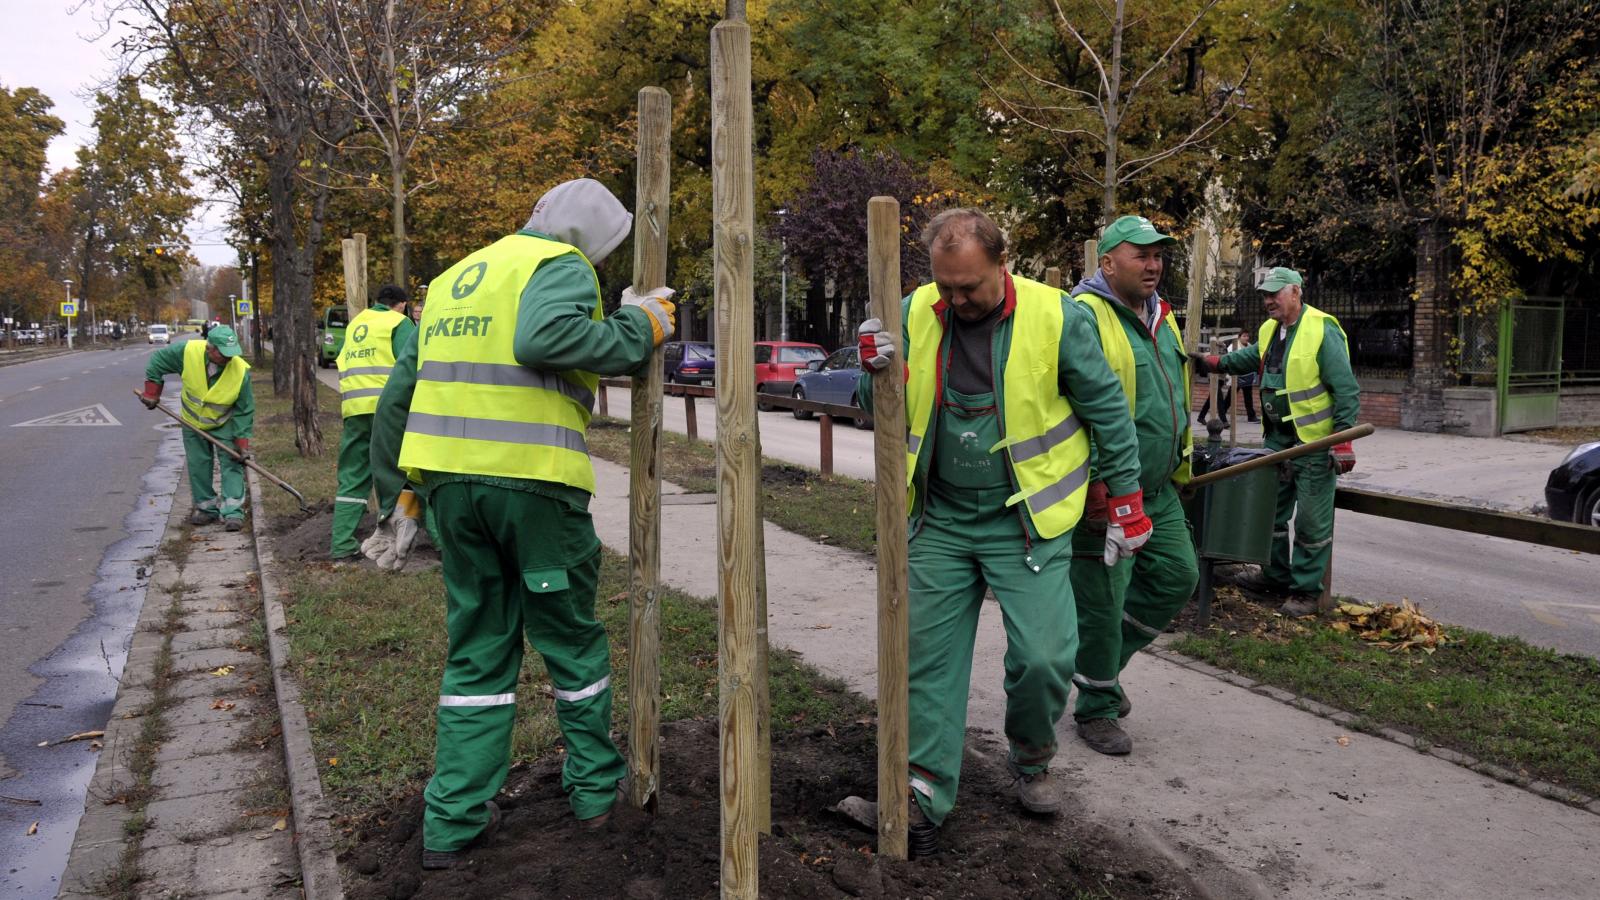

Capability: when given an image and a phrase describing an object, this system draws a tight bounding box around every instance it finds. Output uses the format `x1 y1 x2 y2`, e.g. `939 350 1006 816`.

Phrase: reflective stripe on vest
337 307 405 417
179 339 250 431
1258 305 1345 443
399 234 602 492
1074 292 1194 485
904 276 1091 540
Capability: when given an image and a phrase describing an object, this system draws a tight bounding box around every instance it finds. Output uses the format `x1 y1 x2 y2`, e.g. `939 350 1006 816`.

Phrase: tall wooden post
1044 266 1061 289
342 233 368 313
1082 239 1097 284
628 86 671 812
1188 228 1213 420
867 197 909 860
711 7 761 897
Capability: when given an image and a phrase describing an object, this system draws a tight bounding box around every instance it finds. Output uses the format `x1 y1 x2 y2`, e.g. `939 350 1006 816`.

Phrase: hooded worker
139 325 254 531
330 283 416 562
368 177 675 869
1067 215 1201 756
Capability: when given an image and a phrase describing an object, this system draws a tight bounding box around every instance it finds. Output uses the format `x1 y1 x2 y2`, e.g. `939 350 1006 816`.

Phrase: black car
1544 441 1600 527
1350 309 1413 369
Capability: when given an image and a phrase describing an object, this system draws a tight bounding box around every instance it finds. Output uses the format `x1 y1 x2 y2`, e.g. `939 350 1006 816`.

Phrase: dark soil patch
1171 569 1282 634
268 502 440 568
342 719 1195 900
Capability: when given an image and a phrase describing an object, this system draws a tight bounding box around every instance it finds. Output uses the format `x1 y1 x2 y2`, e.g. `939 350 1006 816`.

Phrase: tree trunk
804 277 827 346
266 141 323 456
391 150 408 286
1100 0 1127 225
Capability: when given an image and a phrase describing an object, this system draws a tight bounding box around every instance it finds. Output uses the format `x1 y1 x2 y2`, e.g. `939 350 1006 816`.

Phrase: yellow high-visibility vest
337 306 406 417
904 276 1091 539
1259 305 1345 442
1073 293 1194 484
399 234 602 491
179 339 249 431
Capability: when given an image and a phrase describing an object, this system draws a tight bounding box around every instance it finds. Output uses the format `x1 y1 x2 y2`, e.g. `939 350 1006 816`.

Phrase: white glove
621 285 675 307
360 523 393 561
621 285 676 346
856 318 895 371
377 515 419 571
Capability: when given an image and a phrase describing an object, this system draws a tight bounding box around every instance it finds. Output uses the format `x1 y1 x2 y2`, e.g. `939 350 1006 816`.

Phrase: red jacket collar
928 269 1019 321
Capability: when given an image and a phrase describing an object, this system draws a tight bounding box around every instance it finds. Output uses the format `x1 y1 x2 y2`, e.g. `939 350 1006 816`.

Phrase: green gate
1497 296 1564 433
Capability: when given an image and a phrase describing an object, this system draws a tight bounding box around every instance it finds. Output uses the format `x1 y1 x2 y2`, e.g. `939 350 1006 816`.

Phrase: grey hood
524 178 633 265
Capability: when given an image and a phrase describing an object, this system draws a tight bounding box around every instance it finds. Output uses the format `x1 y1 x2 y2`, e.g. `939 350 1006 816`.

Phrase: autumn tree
0 84 64 331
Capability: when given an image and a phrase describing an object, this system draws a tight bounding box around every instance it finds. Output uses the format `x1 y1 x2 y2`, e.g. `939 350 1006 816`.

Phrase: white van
148 324 170 345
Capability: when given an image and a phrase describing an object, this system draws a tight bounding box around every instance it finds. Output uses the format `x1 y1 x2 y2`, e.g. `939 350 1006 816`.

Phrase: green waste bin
1193 465 1277 564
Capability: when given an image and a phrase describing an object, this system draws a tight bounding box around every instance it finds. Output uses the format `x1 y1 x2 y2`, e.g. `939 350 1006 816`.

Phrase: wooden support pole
867 196 909 860
818 413 834 477
341 233 369 314
628 86 672 813
711 11 761 898
1082 239 1097 284
684 393 698 441
1188 228 1213 423
598 384 609 418
1044 266 1061 289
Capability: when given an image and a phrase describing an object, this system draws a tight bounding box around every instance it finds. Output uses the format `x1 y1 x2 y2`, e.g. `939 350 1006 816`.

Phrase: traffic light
144 245 165 256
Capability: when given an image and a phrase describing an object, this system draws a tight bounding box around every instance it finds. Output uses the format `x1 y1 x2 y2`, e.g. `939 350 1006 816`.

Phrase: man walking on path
1194 267 1360 616
368 178 676 869
139 325 253 531
1067 215 1201 756
855 208 1145 854
330 284 415 561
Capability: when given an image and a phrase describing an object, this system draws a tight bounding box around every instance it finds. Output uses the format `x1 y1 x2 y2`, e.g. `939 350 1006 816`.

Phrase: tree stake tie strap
135 388 310 511
1181 423 1376 494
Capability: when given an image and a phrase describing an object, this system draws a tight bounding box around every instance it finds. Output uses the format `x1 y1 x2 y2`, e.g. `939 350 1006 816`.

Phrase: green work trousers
182 428 246 521
1266 433 1338 594
422 481 623 852
1069 484 1199 720
331 413 373 558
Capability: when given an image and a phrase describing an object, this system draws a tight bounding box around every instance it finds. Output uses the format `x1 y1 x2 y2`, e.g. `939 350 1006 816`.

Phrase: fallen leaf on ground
327 757 339 766
26 821 38 835
1331 599 1448 652
1336 735 1351 747
210 666 235 676
273 817 287 831
211 699 237 711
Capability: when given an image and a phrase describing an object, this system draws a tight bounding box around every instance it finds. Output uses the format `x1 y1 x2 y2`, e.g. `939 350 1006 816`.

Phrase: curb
248 469 347 899
1146 633 1600 817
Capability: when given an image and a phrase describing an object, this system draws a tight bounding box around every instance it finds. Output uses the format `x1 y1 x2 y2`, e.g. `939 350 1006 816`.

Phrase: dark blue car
663 341 716 384
792 346 871 428
1545 441 1600 527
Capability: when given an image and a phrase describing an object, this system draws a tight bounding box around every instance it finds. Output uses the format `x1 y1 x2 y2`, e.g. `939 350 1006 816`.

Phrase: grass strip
1172 609 1600 797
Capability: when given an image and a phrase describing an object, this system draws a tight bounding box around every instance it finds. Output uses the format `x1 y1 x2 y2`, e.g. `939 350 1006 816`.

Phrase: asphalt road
603 383 1600 659
0 339 184 898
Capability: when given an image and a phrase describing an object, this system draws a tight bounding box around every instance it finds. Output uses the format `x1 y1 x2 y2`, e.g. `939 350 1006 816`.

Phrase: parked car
663 341 716 384
1350 310 1412 369
318 305 349 368
754 340 827 410
792 346 871 428
1544 441 1600 527
147 324 170 345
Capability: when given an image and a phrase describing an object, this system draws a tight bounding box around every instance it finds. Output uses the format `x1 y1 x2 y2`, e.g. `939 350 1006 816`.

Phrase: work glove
856 318 895 371
1331 441 1356 475
140 380 163 409
622 285 677 346
1188 353 1221 377
370 488 424 571
1082 481 1109 525
233 437 253 461
1102 489 1152 566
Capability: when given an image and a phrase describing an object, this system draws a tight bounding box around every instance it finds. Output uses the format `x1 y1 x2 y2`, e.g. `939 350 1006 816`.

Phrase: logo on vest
452 262 489 299
351 323 369 343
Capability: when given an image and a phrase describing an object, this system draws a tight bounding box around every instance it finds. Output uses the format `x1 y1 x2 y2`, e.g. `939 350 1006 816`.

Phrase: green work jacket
1215 313 1361 441
145 342 255 441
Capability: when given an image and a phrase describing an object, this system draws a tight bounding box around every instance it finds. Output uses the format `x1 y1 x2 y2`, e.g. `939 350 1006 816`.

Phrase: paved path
587 456 1600 900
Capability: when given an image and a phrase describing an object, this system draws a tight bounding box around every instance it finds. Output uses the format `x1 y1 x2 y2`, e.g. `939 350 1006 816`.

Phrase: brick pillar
1402 221 1449 432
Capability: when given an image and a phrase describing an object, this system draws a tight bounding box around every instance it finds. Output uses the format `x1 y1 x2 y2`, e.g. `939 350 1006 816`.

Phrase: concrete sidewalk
588 456 1600 899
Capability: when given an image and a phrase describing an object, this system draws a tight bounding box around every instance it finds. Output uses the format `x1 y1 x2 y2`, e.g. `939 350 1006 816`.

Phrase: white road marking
27 386 40 391
1523 600 1600 628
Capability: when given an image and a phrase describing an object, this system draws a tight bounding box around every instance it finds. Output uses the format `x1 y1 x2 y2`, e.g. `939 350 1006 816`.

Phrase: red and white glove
1103 489 1152 566
139 380 163 409
233 437 253 460
1083 481 1109 524
857 318 895 371
1331 441 1355 475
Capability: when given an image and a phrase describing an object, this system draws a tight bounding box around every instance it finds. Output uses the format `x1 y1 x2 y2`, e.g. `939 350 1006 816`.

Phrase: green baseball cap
207 324 242 358
1257 267 1304 293
1097 215 1178 257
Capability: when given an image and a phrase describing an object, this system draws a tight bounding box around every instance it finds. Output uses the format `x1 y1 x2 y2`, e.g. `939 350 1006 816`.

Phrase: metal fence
1563 301 1600 386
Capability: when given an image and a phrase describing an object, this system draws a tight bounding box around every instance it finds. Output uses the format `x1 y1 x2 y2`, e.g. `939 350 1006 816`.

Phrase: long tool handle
137 389 310 510
1184 423 1376 491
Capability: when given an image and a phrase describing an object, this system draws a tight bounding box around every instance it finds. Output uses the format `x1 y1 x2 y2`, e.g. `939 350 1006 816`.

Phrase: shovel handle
1184 423 1376 492
135 388 310 510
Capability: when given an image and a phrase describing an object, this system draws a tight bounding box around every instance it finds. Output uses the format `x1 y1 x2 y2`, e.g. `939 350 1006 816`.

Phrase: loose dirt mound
268 502 441 570
342 719 1195 900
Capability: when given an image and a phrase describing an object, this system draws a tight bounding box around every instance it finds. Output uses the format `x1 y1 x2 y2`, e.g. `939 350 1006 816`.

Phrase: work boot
1076 717 1133 756
1234 571 1292 601
577 781 628 831
1118 693 1132 721
189 509 218 526
1278 595 1319 617
224 518 244 533
1008 760 1061 815
908 796 939 859
420 800 502 871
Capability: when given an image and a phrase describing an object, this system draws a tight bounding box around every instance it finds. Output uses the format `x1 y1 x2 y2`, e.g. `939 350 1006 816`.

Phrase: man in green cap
140 326 254 531
1066 214 1200 755
329 283 416 562
1194 267 1360 616
852 207 1145 856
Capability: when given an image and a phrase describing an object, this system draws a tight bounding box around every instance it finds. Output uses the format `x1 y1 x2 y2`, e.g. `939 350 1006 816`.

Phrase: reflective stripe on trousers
552 675 610 703
439 692 516 707
1072 672 1118 690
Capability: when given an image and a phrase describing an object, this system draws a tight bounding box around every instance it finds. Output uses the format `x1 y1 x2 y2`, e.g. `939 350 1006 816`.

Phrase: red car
754 341 827 410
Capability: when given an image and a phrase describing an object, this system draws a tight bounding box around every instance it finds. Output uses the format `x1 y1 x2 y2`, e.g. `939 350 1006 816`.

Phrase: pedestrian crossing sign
60 302 77 317
236 299 252 316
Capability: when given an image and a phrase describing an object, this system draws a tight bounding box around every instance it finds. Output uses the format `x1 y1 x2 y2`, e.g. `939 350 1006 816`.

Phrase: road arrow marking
12 404 123 427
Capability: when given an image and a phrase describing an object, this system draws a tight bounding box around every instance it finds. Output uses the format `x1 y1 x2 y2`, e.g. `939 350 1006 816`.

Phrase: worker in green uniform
1067 215 1201 756
853 208 1145 856
139 326 254 531
1194 267 1360 616
330 284 416 561
368 178 675 870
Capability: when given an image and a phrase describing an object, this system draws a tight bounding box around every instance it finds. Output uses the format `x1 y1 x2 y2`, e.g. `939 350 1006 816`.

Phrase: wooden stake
341 234 369 314
628 86 671 813
1082 239 1097 284
1044 266 1061 289
1186 229 1211 425
711 13 760 899
867 196 909 860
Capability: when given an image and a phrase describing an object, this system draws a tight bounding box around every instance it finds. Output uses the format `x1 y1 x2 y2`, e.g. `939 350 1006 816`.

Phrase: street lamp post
63 280 73 350
774 208 789 342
